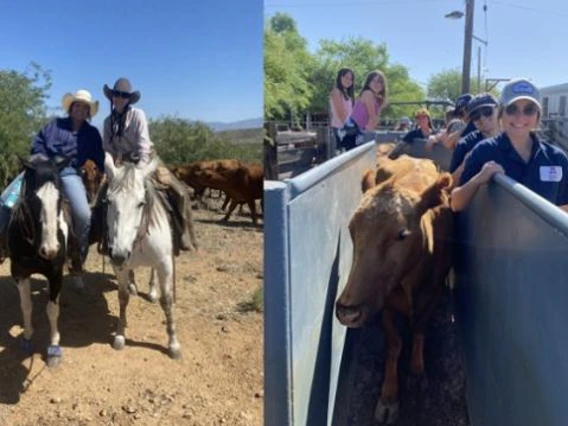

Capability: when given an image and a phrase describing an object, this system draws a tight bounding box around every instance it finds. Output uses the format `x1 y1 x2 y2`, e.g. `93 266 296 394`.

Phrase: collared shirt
450 130 487 173
460 120 477 138
103 107 154 166
402 127 435 143
460 132 568 206
30 117 105 173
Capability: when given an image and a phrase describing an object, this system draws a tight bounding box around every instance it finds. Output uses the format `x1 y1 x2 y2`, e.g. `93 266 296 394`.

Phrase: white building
540 83 568 119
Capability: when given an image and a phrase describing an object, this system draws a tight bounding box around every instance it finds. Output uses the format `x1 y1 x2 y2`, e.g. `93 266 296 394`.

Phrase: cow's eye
398 229 411 240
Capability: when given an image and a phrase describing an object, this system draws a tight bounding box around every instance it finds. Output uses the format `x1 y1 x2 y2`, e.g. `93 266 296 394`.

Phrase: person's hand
476 161 504 184
425 135 437 151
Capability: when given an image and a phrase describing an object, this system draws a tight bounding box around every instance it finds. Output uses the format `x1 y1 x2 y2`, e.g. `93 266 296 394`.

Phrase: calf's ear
416 173 452 215
361 169 376 193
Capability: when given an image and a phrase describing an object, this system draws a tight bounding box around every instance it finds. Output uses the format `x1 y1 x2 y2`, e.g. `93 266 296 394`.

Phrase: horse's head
19 155 70 260
104 153 158 267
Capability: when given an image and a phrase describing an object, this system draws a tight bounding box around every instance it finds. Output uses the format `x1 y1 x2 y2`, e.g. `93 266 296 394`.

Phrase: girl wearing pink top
339 70 387 152
329 68 354 146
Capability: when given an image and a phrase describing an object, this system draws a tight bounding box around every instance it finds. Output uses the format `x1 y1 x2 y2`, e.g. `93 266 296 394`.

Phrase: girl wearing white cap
451 79 568 213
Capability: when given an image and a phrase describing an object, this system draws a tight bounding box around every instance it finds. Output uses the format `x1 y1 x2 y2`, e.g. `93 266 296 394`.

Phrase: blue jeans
60 168 91 264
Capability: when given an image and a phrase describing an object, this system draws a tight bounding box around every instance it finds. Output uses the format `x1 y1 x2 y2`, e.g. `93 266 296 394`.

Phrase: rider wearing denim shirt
31 116 104 173
0 90 104 272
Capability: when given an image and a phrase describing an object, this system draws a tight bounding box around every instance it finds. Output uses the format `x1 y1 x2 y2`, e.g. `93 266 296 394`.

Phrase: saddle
90 171 196 258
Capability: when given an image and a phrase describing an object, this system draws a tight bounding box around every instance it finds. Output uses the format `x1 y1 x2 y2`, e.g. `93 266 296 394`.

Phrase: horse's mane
107 162 161 226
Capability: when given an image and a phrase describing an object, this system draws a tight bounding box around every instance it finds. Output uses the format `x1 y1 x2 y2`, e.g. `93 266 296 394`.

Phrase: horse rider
101 77 197 254
0 89 104 278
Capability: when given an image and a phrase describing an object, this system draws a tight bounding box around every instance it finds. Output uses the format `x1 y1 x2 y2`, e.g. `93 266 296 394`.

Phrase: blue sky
264 0 568 94
0 0 263 129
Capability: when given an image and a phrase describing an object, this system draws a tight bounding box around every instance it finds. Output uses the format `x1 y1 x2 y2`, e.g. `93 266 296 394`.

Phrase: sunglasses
504 103 538 117
112 90 131 99
469 106 494 121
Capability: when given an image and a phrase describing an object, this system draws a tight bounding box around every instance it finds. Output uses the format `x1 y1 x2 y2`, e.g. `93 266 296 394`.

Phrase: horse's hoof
20 337 33 354
46 345 62 368
169 347 182 360
113 335 126 350
148 292 158 304
375 399 399 425
127 283 138 296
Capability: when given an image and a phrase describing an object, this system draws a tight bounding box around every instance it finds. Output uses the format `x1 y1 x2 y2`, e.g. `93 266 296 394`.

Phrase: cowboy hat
61 90 99 117
103 78 141 104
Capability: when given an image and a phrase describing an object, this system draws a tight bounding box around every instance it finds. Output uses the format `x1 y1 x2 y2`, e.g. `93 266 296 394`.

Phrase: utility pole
462 0 474 94
477 45 481 93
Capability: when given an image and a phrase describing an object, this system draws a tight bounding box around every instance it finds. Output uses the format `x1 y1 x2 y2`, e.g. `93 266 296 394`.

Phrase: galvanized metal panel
457 174 568 426
264 142 376 426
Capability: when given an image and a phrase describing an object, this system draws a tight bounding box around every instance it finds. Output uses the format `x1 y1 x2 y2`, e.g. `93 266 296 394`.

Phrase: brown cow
193 163 263 225
170 159 241 206
335 155 453 425
81 159 105 205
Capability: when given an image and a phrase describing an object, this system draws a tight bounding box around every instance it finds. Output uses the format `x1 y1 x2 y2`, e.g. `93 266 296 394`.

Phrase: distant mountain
206 118 263 132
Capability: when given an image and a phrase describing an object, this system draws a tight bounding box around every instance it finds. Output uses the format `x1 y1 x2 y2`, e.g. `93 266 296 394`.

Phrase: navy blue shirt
402 128 434 143
460 132 568 206
450 130 487 173
31 118 105 173
460 120 477 138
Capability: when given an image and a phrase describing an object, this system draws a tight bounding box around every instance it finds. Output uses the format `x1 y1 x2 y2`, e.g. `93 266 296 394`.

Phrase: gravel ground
336 288 471 426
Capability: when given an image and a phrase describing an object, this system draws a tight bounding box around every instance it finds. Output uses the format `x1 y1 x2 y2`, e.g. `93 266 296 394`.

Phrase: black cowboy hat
103 78 141 104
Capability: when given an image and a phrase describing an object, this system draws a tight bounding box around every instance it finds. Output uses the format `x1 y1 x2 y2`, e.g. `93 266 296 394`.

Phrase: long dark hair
360 70 387 103
335 68 354 101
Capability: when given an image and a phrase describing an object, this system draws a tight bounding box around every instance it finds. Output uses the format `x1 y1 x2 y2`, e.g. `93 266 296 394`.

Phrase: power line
265 0 451 8
490 0 568 17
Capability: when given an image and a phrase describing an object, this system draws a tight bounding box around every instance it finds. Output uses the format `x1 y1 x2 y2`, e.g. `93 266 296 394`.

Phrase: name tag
540 166 563 182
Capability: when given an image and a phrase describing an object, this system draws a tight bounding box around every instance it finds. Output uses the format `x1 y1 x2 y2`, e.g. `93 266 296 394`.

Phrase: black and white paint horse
8 155 71 367
104 153 181 359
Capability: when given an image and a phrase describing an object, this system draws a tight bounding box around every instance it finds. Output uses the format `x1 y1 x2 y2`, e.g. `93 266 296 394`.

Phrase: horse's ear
105 152 117 180
18 155 34 170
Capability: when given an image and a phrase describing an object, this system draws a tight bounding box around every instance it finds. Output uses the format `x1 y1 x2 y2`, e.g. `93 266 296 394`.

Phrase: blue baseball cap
499 78 541 109
466 93 498 115
455 93 473 115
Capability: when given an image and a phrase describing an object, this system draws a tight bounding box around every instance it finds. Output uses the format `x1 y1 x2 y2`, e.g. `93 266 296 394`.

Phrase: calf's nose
335 302 362 326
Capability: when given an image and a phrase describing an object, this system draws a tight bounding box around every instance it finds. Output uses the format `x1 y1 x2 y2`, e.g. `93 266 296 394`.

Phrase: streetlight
446 0 475 94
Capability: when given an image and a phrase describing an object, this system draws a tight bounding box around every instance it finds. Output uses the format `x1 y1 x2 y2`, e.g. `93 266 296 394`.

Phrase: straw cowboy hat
103 78 141 104
61 90 99 117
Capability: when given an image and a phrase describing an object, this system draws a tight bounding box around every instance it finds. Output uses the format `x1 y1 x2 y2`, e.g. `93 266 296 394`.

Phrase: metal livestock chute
264 137 568 425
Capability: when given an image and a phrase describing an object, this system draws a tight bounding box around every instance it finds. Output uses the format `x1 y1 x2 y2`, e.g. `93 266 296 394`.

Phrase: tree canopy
0 63 52 184
150 116 261 165
264 13 427 122
264 13 314 121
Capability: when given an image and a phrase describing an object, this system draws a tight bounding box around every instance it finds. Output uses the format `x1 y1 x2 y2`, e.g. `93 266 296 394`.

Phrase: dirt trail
0 198 263 426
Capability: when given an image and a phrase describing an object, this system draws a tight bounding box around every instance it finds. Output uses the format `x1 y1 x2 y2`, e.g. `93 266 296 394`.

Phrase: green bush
150 116 262 165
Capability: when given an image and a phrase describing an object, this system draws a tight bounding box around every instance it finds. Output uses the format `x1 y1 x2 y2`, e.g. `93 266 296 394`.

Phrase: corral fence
265 136 568 425
542 118 568 153
264 121 407 181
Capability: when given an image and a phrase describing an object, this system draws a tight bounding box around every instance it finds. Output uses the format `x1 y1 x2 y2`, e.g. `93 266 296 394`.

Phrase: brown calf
336 155 453 424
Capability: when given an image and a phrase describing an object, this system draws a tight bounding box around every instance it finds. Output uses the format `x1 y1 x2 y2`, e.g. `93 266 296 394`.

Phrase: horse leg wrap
47 345 62 358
